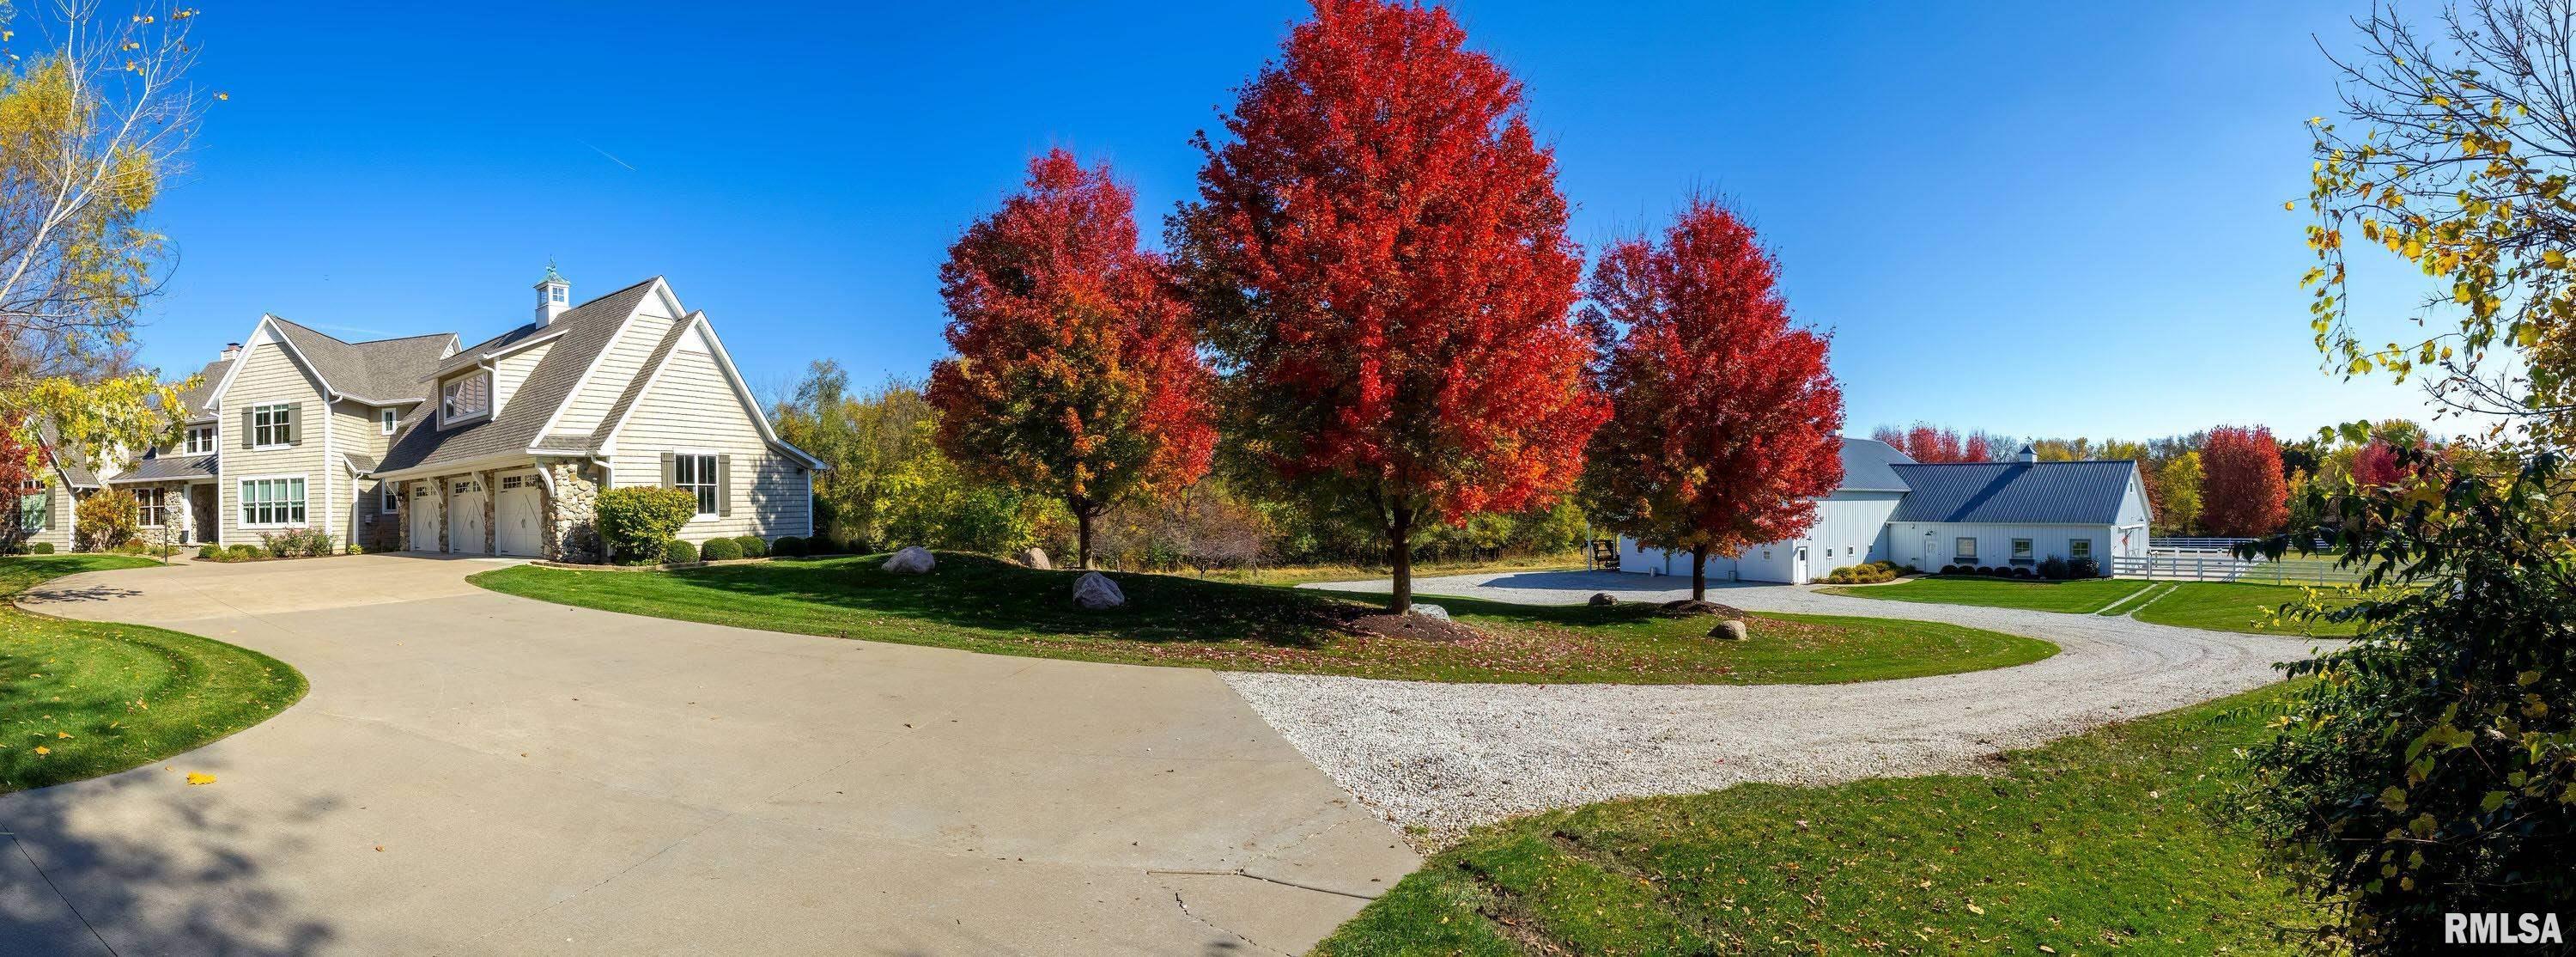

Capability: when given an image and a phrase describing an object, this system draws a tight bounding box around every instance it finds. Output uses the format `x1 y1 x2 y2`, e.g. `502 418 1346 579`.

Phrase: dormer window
441 372 491 424
184 425 215 454
380 408 398 435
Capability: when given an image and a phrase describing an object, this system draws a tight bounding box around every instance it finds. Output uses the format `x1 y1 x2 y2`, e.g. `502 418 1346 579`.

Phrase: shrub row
1823 560 1904 584
1938 557 2102 581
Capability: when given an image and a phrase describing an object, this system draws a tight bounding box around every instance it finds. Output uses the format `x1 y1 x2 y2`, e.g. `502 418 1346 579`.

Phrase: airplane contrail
580 140 636 171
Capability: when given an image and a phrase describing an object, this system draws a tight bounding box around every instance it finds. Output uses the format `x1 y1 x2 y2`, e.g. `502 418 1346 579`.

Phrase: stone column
477 469 497 554
392 482 410 552
544 460 603 564
436 478 451 553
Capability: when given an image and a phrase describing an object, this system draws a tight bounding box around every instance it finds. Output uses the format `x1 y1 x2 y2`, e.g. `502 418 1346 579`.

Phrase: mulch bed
1348 612 1488 643
1657 599 1750 619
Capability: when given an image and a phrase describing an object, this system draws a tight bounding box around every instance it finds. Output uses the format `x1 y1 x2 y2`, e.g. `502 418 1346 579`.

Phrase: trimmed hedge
771 536 808 558
733 535 768 558
598 487 698 564
1823 560 1902 585
700 538 744 562
663 539 698 564
27 542 53 555
225 544 262 562
196 544 221 561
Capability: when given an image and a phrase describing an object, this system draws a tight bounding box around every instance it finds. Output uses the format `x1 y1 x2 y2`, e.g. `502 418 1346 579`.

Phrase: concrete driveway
3 555 1416 956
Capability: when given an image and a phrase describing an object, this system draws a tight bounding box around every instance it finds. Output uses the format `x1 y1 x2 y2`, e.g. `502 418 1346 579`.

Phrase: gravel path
1223 570 2336 844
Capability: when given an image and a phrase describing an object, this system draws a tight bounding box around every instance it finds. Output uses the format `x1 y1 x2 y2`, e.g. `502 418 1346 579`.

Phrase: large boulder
1707 619 1748 641
1072 571 1126 610
1016 547 1052 570
882 546 937 575
1410 603 1449 620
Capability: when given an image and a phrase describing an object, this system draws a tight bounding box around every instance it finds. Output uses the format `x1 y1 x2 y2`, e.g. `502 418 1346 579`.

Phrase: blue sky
134 1 2436 442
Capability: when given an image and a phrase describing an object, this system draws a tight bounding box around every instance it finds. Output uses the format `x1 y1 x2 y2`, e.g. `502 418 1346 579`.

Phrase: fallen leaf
185 772 216 785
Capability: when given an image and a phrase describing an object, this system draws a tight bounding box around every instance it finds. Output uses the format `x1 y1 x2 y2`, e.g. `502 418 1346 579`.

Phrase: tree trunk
1076 507 1094 570
1692 545 1708 601
1388 504 1414 615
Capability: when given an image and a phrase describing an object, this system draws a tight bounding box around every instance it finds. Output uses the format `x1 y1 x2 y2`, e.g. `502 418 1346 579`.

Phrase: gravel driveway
1225 570 2335 844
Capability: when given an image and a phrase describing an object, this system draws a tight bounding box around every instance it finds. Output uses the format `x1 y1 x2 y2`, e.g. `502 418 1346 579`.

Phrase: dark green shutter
241 407 255 449
716 454 732 518
286 403 302 445
660 452 676 487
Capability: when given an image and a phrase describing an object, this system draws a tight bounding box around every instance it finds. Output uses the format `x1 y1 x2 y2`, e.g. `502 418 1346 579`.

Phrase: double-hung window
2011 538 2035 563
380 408 398 435
380 483 399 514
184 425 215 454
2069 539 2093 560
674 454 718 517
252 404 294 448
441 373 490 424
136 487 168 527
239 477 307 527
14 482 42 532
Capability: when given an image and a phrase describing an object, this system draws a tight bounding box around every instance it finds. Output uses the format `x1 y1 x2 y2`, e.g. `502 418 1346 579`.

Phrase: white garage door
495 472 543 557
448 477 488 555
409 482 441 552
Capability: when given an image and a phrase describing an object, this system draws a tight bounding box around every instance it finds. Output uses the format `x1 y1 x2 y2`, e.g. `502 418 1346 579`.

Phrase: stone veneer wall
544 460 603 564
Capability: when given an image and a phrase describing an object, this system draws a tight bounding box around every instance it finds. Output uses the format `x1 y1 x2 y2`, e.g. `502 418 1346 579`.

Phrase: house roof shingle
374 277 663 475
34 421 100 488
262 318 456 405
171 357 231 424
108 454 216 484
1886 460 2142 525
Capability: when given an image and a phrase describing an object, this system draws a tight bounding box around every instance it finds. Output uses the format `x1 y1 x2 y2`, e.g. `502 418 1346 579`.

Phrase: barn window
2069 539 2092 559
2011 539 2034 562
1953 538 1977 560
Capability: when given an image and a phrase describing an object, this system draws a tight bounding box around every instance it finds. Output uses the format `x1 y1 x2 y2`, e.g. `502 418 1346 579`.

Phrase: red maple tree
2352 439 2403 488
1176 0 1604 613
927 149 1215 568
2200 425 2289 537
1580 198 1843 599
1870 424 2005 463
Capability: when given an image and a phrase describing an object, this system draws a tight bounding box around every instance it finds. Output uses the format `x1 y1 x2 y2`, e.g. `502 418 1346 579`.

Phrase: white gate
495 472 543 557
448 477 488 555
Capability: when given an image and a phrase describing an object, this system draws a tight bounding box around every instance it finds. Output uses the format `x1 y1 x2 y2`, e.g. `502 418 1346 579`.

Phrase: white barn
1618 439 2153 583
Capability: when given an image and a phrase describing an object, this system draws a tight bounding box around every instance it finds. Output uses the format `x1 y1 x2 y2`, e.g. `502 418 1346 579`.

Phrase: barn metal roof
1886 460 2141 525
1836 438 1916 492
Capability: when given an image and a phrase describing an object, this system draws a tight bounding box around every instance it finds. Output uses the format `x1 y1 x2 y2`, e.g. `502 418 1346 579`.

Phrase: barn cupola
2014 443 2038 463
534 261 571 326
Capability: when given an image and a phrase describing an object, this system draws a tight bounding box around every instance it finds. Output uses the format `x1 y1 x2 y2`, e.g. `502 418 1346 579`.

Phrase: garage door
409 482 442 552
448 477 488 555
495 472 543 557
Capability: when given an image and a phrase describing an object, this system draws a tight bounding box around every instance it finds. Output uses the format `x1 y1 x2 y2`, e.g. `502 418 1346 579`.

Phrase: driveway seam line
3 826 120 957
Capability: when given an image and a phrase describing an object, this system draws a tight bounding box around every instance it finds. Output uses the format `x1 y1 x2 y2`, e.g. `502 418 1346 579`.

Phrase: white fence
2115 552 2366 585
2149 536 2336 554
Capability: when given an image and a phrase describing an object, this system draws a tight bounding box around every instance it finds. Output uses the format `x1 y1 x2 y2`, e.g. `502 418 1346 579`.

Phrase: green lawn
1180 552 1582 587
1315 683 2321 955
1 556 308 794
2131 582 2361 637
471 553 2056 685
1820 576 2154 613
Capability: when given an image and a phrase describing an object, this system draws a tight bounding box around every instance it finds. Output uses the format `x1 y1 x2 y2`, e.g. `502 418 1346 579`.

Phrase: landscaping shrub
733 535 767 558
1974 566 1995 576
196 544 221 561
1825 561 1899 585
2038 555 2070 580
2069 557 2100 578
597 487 698 564
771 535 808 558
2011 566 2035 579
2231 444 2576 949
700 538 743 562
225 544 261 562
662 539 697 564
28 542 52 555
259 527 335 558
1939 564 1961 576
73 488 138 552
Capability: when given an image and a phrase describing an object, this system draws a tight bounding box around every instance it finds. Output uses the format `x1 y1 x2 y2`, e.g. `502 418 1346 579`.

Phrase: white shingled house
106 268 823 562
